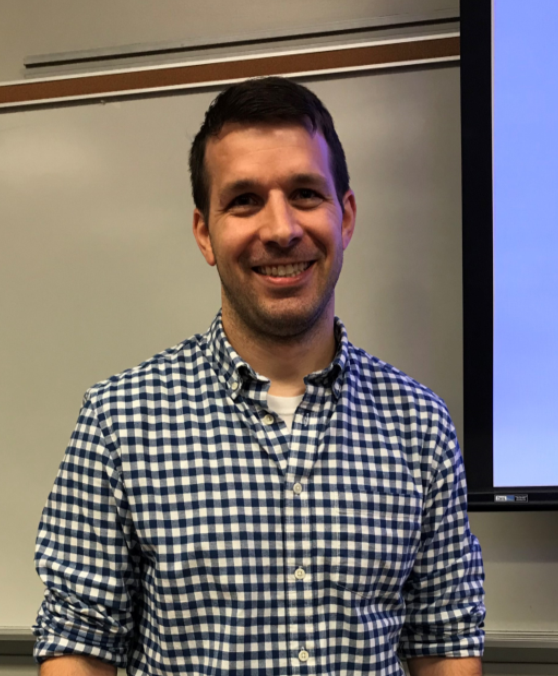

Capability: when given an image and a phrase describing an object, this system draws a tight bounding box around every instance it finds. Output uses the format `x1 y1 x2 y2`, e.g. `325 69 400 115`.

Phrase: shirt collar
204 311 349 400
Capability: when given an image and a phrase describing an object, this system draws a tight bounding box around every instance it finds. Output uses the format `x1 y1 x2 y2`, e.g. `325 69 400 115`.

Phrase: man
34 77 485 675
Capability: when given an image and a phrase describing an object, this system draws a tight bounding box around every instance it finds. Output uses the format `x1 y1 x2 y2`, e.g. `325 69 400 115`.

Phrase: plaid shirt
33 313 485 675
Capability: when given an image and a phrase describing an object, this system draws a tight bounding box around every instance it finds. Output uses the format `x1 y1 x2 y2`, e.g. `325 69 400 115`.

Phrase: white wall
2 61 558 642
0 63 466 626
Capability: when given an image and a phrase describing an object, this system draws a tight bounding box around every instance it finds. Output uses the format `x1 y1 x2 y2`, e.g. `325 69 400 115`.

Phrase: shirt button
231 382 239 391
293 482 303 495
298 649 309 662
294 567 306 580
263 413 274 425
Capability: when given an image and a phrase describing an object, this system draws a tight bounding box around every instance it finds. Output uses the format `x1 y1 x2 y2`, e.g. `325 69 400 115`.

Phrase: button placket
285 471 314 672
283 388 332 673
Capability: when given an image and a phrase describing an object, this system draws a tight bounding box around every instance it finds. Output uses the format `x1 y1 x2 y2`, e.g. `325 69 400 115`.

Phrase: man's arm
40 655 116 675
398 407 485 663
407 657 482 676
33 394 136 668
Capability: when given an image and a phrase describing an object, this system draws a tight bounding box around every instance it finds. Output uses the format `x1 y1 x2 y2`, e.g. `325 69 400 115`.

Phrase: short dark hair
189 76 350 222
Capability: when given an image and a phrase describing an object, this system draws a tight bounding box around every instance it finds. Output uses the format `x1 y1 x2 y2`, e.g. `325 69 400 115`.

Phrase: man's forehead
206 121 326 158
212 119 315 141
205 121 330 174
202 122 335 208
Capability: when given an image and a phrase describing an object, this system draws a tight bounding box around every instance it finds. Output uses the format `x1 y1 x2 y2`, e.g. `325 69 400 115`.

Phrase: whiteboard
1 65 555 637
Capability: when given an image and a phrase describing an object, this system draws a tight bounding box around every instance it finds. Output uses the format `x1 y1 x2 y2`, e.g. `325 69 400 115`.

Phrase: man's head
190 77 356 344
189 77 350 224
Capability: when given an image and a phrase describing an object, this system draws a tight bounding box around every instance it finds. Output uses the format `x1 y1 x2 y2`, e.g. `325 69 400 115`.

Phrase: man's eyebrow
218 173 332 205
220 179 260 197
288 173 330 191
217 179 261 207
221 174 330 194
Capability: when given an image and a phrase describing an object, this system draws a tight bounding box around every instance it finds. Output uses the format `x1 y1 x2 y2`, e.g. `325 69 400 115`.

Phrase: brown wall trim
0 36 459 108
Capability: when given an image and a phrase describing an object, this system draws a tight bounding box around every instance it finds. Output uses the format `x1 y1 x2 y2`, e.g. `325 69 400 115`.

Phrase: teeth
258 262 311 277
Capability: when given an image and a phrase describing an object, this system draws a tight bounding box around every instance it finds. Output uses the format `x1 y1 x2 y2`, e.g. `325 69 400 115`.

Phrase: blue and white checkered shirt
34 313 485 675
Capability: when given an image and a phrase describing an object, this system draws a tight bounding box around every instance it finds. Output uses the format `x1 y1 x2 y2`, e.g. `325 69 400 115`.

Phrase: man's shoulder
83 333 207 404
346 342 449 414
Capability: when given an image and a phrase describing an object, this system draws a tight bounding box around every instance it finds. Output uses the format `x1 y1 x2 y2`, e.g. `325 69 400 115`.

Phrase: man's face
193 122 356 341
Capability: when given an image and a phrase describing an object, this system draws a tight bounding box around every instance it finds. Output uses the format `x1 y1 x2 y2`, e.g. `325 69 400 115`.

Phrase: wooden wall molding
0 35 459 109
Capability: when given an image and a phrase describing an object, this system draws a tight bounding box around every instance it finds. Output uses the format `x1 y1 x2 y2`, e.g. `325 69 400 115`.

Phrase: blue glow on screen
493 0 558 486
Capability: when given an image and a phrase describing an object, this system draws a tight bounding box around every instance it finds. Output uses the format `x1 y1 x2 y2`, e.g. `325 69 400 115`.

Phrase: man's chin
246 306 327 340
221 282 334 341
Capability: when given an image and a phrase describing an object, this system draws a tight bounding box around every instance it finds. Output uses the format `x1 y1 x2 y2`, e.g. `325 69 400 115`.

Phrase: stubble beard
216 253 343 344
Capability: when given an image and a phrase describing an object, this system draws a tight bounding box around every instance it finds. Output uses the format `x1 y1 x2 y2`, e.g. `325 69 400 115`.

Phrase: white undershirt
266 393 304 433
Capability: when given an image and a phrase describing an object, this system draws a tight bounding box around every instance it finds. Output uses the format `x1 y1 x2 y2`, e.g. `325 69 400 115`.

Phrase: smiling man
34 77 485 676
192 120 355 397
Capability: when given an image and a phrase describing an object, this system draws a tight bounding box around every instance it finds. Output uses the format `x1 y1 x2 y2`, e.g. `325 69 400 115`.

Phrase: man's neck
221 309 337 396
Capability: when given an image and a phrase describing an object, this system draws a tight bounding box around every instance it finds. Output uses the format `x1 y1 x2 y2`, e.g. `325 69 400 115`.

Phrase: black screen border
460 0 558 510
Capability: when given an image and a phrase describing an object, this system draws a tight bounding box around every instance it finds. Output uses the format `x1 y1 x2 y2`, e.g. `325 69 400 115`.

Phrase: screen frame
460 0 558 510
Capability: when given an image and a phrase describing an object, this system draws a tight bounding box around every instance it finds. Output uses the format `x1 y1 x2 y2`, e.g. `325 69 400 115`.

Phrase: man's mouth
254 261 313 278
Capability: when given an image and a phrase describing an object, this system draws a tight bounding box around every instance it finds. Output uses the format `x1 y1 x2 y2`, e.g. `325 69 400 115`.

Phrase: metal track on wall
0 14 459 109
23 12 458 72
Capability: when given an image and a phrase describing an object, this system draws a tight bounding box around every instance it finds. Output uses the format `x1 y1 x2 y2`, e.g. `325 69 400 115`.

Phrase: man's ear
192 208 216 266
340 190 356 250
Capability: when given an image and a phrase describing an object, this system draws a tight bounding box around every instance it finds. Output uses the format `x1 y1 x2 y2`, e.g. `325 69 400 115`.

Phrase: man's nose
260 193 303 247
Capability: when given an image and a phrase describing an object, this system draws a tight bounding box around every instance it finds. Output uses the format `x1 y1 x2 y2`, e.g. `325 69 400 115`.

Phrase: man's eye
292 189 323 203
229 194 258 209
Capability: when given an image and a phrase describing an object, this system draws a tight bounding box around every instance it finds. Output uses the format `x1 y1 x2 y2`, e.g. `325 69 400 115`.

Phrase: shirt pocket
333 489 421 600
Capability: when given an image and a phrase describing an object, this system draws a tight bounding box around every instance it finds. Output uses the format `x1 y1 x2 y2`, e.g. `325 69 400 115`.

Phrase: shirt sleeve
398 407 486 659
33 393 139 667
